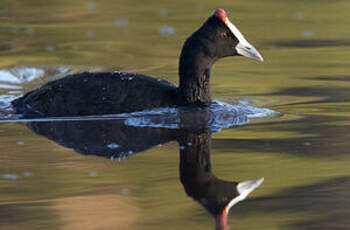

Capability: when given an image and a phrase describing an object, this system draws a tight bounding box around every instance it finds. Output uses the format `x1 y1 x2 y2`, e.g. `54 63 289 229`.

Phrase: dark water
1 1 350 230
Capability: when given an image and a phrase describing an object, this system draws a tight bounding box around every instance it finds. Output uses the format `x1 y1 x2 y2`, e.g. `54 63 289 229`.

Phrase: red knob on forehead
212 8 227 23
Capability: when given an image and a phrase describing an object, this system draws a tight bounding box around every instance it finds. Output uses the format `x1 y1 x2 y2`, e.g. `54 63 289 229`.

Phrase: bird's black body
12 9 262 118
12 72 177 117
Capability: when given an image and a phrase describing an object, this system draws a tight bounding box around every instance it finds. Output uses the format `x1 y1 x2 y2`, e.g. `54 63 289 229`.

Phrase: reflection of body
27 106 246 159
28 119 176 159
28 116 263 230
178 131 263 230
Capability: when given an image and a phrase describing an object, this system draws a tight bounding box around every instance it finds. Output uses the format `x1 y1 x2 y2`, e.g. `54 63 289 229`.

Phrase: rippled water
1 1 350 230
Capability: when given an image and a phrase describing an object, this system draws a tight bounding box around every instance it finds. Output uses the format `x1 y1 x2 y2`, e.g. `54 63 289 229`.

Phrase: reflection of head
178 132 263 230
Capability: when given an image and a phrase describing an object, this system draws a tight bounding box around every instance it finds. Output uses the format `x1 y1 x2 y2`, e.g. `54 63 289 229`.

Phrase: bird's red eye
220 32 227 38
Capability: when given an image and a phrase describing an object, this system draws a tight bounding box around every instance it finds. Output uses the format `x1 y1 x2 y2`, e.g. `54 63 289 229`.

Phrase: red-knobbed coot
12 8 263 117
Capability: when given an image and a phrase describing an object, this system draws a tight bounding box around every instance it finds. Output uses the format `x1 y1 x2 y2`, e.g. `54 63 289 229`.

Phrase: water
1 1 350 230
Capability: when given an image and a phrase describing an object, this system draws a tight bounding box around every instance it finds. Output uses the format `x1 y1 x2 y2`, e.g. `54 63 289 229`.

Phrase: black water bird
12 8 263 117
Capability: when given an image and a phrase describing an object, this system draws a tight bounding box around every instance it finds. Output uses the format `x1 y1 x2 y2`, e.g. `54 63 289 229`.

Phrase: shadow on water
207 84 350 158
315 75 350 82
24 109 264 230
270 39 350 48
236 176 350 230
267 86 350 105
214 115 350 158
0 202 59 230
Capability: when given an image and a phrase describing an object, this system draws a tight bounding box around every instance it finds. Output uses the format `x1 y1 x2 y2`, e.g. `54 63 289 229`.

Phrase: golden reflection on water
54 194 137 230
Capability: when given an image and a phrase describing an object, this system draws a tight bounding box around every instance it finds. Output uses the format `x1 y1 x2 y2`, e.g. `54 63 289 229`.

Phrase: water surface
1 0 350 230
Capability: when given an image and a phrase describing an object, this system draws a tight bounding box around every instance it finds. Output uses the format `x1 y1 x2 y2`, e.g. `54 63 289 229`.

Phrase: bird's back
12 72 178 117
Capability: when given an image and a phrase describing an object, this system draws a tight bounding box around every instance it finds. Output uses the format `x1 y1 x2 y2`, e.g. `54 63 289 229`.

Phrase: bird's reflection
28 119 176 160
27 108 244 160
27 109 263 230
178 131 263 230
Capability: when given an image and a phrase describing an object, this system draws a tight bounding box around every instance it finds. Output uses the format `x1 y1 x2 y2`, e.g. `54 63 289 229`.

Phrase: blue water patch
124 101 276 132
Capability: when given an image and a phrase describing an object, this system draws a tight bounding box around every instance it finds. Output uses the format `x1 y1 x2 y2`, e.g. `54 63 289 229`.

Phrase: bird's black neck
178 34 215 106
